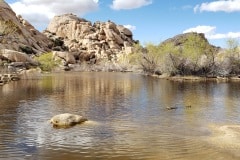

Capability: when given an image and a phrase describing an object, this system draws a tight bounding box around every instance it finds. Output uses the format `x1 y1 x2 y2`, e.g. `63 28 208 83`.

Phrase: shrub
35 52 61 72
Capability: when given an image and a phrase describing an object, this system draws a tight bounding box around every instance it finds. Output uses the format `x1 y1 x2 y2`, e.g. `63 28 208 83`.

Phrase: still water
1 72 240 160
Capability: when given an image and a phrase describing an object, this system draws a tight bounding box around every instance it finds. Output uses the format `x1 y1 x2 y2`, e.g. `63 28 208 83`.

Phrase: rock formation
0 0 52 54
44 14 136 63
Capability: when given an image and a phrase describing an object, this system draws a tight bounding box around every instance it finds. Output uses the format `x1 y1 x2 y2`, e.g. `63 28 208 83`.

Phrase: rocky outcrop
52 51 96 65
50 113 88 128
0 0 52 54
0 49 38 65
44 14 136 62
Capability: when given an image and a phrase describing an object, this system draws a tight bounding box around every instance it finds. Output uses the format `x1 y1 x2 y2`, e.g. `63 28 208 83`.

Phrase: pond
0 72 240 160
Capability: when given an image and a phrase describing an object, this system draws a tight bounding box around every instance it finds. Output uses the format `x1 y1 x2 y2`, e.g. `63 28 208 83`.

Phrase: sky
4 0 240 48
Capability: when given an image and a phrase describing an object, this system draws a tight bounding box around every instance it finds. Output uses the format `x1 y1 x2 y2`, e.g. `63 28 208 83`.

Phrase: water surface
1 72 240 160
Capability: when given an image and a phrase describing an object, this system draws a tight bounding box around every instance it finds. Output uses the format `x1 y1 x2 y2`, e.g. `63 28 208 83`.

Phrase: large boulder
52 51 76 65
0 49 38 65
50 113 88 128
117 25 132 37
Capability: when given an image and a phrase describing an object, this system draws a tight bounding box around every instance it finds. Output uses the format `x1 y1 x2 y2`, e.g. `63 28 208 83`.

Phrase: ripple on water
1 73 240 160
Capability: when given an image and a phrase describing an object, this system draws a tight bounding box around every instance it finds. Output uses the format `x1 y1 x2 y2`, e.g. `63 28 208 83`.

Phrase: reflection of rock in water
207 125 240 156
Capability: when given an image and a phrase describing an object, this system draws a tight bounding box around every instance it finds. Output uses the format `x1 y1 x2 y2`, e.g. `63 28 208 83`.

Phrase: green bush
35 52 61 72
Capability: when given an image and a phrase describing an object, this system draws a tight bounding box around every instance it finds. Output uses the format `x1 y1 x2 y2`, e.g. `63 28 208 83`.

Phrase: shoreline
1 68 240 85
44 68 240 83
147 73 240 82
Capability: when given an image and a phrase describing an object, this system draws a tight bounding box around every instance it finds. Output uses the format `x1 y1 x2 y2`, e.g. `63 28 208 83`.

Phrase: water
0 72 240 160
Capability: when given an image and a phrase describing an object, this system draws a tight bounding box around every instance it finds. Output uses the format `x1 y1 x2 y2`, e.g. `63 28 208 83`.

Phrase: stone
50 113 88 128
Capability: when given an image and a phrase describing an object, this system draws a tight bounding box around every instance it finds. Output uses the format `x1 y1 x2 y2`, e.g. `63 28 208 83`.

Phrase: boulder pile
44 14 136 63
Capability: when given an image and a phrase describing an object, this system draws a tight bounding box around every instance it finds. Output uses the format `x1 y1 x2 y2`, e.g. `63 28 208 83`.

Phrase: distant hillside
0 0 51 54
160 32 220 54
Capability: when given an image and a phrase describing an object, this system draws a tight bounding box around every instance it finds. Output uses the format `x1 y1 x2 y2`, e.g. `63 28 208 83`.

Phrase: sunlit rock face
0 0 52 54
44 13 136 61
50 113 88 128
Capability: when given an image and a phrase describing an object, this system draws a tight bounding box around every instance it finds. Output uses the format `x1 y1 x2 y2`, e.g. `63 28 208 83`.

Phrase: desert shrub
138 43 163 74
35 52 61 71
215 39 240 76
225 39 240 75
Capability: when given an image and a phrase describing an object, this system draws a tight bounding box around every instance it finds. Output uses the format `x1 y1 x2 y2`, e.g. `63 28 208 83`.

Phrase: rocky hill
44 13 136 61
0 0 51 54
160 32 220 52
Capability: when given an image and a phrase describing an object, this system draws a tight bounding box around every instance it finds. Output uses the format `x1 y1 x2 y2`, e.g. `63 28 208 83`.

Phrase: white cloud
123 24 136 31
194 0 240 13
183 25 216 35
111 0 152 10
207 32 240 39
183 25 240 40
9 0 99 30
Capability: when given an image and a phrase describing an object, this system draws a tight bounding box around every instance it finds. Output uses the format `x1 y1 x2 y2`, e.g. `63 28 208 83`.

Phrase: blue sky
5 0 240 48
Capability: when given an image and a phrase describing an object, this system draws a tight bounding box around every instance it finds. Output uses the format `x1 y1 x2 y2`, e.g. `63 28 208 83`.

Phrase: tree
226 38 239 57
138 43 162 74
225 38 240 75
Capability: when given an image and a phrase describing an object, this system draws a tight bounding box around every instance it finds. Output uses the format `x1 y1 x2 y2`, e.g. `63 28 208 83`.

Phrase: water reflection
0 72 240 159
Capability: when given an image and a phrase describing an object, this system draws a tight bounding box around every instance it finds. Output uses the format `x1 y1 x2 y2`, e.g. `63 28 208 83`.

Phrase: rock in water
50 113 87 128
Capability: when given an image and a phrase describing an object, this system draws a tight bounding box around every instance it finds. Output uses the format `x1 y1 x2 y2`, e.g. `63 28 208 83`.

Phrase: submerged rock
50 113 88 128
